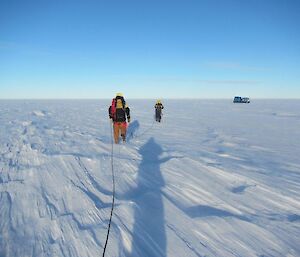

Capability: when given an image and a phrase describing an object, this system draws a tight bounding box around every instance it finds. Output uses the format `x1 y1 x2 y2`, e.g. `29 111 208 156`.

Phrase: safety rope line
131 119 155 140
102 116 157 255
102 120 116 257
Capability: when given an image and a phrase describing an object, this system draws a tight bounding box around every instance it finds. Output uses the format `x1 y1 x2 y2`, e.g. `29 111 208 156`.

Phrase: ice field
0 99 300 257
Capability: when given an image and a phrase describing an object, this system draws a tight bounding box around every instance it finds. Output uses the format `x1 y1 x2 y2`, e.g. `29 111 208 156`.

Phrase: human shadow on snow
123 137 173 257
126 120 140 142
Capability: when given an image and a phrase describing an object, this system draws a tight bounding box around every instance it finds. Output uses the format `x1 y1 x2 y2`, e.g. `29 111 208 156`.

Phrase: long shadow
186 205 250 222
126 120 140 142
128 138 170 257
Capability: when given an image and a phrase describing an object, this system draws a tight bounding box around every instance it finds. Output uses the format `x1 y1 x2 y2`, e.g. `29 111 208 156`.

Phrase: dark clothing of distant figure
155 103 164 122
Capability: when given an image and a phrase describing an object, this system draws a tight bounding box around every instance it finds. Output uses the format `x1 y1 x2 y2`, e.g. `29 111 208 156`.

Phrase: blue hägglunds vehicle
233 96 250 103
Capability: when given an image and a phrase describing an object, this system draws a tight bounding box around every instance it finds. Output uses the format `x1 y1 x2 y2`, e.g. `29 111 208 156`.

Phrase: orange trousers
113 122 127 143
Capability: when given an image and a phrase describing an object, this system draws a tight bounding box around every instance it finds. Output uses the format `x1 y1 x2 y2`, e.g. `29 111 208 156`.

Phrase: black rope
102 117 156 255
130 119 155 140
102 120 116 257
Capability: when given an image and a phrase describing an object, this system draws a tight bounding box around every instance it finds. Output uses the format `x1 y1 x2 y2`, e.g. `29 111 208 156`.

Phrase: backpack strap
110 98 117 120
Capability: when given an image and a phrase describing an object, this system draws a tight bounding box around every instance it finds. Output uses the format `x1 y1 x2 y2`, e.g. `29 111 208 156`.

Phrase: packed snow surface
0 99 300 257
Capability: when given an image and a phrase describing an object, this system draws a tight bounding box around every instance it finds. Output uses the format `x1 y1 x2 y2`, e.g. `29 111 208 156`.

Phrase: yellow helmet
116 92 123 97
156 99 161 104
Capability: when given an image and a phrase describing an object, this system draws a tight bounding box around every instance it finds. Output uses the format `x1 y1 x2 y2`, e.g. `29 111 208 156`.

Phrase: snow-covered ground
0 99 300 257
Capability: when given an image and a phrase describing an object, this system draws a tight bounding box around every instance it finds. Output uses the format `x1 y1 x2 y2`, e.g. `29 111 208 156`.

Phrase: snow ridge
0 99 300 257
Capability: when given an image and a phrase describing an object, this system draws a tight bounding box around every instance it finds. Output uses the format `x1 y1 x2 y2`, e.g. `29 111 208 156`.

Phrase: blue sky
0 0 299 99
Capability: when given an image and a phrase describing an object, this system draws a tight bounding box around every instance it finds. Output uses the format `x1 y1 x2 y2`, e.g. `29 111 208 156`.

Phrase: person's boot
121 134 126 142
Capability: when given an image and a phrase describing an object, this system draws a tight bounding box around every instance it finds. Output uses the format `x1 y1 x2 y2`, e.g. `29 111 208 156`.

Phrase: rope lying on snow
102 120 116 257
129 119 155 141
102 118 156 256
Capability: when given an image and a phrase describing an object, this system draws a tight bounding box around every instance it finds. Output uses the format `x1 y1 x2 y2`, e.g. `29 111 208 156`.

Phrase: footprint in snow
231 184 256 194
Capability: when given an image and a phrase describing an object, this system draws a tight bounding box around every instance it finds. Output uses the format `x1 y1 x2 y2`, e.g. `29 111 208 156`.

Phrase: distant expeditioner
155 100 164 122
109 93 131 143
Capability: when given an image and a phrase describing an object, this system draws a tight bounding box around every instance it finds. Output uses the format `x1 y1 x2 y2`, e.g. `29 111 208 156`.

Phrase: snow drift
0 99 300 257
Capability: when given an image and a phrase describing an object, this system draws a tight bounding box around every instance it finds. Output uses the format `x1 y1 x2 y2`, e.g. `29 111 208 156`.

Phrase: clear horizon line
1 97 300 100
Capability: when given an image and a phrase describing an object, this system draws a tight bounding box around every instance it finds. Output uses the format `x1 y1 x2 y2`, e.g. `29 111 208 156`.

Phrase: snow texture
0 99 300 257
